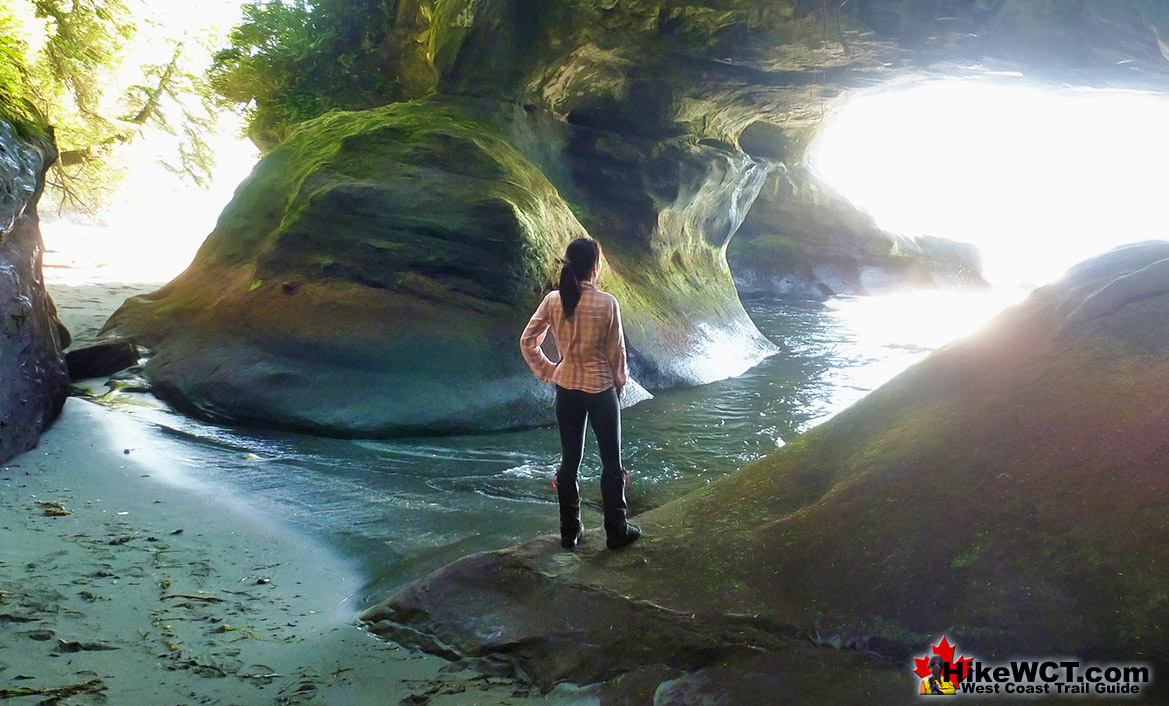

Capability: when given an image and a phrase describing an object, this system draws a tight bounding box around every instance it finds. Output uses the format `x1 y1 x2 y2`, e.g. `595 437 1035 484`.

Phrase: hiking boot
560 521 584 551
606 522 641 550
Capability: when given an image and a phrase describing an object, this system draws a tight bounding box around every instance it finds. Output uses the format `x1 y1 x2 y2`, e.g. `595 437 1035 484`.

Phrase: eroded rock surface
105 0 1169 435
363 243 1169 701
103 94 776 434
0 119 69 463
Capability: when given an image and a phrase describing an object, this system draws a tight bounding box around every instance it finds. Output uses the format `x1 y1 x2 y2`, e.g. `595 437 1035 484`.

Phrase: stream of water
43 241 1018 604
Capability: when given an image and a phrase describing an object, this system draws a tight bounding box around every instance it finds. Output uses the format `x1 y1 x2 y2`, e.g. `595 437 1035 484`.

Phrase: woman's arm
520 295 558 382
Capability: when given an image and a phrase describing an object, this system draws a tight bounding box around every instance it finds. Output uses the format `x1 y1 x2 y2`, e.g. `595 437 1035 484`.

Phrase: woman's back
539 284 622 392
521 281 625 394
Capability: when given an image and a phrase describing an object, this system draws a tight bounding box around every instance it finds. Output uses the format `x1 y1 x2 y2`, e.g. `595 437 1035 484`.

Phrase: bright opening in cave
36 0 255 287
41 132 257 286
809 78 1169 289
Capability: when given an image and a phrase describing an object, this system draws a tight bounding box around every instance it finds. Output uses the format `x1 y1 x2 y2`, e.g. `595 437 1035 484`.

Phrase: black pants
554 385 627 533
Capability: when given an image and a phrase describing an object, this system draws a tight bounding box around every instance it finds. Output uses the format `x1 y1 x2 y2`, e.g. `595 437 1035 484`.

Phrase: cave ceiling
423 1 1169 161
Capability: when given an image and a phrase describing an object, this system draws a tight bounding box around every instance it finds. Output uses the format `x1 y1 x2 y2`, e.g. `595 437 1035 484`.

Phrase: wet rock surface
64 339 139 381
0 119 68 464
363 243 1169 702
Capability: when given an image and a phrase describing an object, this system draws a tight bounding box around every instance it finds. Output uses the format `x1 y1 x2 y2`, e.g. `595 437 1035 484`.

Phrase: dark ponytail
558 237 600 318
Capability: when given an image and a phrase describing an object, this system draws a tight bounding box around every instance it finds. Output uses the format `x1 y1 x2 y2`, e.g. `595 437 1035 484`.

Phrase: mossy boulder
362 242 1169 699
103 99 589 435
0 119 69 464
103 96 775 434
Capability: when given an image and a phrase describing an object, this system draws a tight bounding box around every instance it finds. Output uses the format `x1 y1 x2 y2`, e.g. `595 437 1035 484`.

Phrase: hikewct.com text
944 659 1151 696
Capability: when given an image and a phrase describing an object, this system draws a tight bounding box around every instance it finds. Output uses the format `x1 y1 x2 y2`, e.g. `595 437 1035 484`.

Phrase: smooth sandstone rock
103 96 776 435
0 119 69 464
363 242 1169 699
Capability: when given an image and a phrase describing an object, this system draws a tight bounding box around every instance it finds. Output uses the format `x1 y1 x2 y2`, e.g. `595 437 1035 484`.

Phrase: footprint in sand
277 679 320 704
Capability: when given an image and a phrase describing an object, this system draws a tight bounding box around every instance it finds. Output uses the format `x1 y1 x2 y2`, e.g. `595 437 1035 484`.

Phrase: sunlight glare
40 0 256 286
41 130 258 285
810 79 1169 288
812 287 1028 419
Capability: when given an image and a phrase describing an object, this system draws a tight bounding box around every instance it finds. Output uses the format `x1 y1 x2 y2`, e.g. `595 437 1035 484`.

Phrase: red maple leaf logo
914 636 973 683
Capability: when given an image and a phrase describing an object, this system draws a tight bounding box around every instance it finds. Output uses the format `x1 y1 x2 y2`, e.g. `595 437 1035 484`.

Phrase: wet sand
1 399 595 705
2 246 597 703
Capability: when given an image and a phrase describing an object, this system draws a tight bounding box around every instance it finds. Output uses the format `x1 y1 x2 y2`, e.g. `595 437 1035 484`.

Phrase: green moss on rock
104 97 592 436
362 243 1169 700
106 90 783 434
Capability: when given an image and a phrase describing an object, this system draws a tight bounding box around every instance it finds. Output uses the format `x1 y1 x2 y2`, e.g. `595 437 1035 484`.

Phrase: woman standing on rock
520 237 641 551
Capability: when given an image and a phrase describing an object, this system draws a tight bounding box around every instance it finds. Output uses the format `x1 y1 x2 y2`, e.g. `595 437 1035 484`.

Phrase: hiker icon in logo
914 636 971 695
920 655 957 695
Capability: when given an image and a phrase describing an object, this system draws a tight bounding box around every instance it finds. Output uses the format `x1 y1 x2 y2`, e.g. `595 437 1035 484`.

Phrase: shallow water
46 269 1012 604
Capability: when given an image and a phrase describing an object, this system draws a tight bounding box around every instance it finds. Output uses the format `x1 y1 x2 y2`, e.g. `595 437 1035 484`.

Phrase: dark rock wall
479 99 778 386
0 120 69 464
414 0 1168 308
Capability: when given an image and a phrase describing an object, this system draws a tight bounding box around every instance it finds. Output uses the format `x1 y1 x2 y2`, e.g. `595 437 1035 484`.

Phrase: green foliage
120 39 219 188
208 0 401 151
32 0 135 119
1 0 229 212
0 6 50 140
23 0 134 209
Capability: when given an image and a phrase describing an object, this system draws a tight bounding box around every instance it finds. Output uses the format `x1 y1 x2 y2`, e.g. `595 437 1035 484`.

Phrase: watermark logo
912 636 1152 697
915 636 971 695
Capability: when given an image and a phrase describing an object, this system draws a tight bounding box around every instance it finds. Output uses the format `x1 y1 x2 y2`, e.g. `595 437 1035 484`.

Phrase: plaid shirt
520 281 628 393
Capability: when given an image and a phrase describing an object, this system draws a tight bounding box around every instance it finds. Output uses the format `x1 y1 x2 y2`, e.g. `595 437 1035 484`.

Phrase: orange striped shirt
520 282 628 393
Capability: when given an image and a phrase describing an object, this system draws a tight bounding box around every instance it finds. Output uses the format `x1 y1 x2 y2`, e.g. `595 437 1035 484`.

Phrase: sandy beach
1 398 597 705
0 239 596 705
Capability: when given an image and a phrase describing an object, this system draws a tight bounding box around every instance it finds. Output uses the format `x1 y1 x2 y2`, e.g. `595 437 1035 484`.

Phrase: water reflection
66 287 1018 600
